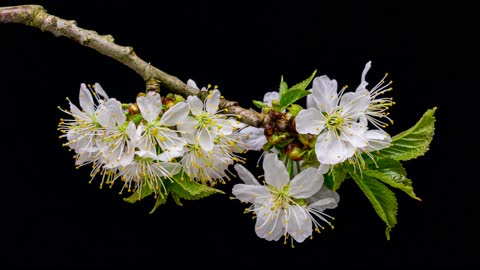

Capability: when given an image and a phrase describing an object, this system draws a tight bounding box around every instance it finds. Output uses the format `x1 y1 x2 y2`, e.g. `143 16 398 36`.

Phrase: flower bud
128 103 140 115
298 133 316 149
285 143 303 161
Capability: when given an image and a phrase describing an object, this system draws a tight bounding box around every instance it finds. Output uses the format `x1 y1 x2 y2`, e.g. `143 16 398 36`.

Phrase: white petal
126 121 137 140
340 121 368 148
363 129 392 151
286 205 312 243
232 184 270 203
255 201 285 241
263 153 289 190
187 79 199 90
361 61 372 83
157 148 183 161
136 150 158 159
187 96 204 116
263 91 280 106
315 131 354 165
356 61 371 92
106 98 126 125
311 76 338 112
295 108 325 135
137 92 162 123
213 118 233 136
160 102 189 126
340 91 370 118
155 128 186 150
239 126 267 151
306 93 319 109
308 198 338 211
206 89 220 115
69 103 89 121
289 167 324 198
176 116 197 134
198 127 214 151
152 162 181 177
95 104 115 128
79 83 95 115
318 163 330 174
308 185 340 211
94 83 109 100
234 164 260 185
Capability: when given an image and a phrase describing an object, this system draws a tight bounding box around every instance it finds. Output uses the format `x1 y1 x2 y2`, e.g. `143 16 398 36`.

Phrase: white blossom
58 83 111 166
232 153 339 244
296 76 370 165
135 91 189 160
178 88 234 152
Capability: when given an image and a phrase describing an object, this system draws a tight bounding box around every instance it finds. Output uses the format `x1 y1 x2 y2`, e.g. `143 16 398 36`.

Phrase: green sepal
287 104 303 117
323 165 348 191
252 100 266 109
279 76 288 96
129 114 143 125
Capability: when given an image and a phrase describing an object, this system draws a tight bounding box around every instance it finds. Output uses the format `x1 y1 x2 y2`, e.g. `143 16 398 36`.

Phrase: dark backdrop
1 0 473 268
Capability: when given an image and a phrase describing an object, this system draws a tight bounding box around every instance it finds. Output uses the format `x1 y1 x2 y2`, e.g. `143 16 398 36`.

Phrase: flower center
325 112 344 132
268 184 306 208
196 112 212 127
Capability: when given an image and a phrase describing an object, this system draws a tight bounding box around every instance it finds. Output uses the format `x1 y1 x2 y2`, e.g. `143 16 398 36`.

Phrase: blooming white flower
356 61 395 130
232 153 339 244
117 150 181 196
94 97 138 168
177 88 234 152
296 76 370 165
58 83 110 166
179 131 245 184
135 91 189 160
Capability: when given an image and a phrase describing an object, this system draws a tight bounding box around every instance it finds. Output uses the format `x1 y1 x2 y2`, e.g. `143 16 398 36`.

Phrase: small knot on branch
146 78 160 93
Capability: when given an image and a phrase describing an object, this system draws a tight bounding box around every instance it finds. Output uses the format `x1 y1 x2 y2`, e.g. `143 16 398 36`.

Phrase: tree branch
0 4 263 127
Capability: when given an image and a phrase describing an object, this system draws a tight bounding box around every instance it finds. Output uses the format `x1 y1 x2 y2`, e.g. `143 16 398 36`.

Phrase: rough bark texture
0 5 263 127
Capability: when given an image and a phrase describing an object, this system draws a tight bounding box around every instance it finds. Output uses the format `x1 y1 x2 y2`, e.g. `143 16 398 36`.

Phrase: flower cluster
232 61 396 243
58 81 245 198
58 61 435 246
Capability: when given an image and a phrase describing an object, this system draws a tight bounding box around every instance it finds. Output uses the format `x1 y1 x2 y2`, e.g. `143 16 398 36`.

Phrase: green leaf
377 108 436 161
351 173 398 240
279 76 288 96
123 184 154 204
149 193 168 214
171 175 224 201
171 192 184 206
324 165 348 191
363 158 421 201
290 70 317 91
252 100 266 109
279 88 310 110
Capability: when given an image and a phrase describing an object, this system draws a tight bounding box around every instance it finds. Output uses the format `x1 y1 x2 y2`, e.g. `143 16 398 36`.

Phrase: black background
1 0 474 268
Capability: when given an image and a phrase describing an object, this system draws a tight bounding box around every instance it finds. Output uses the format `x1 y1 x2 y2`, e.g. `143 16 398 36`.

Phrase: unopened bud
128 103 140 115
285 143 303 161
